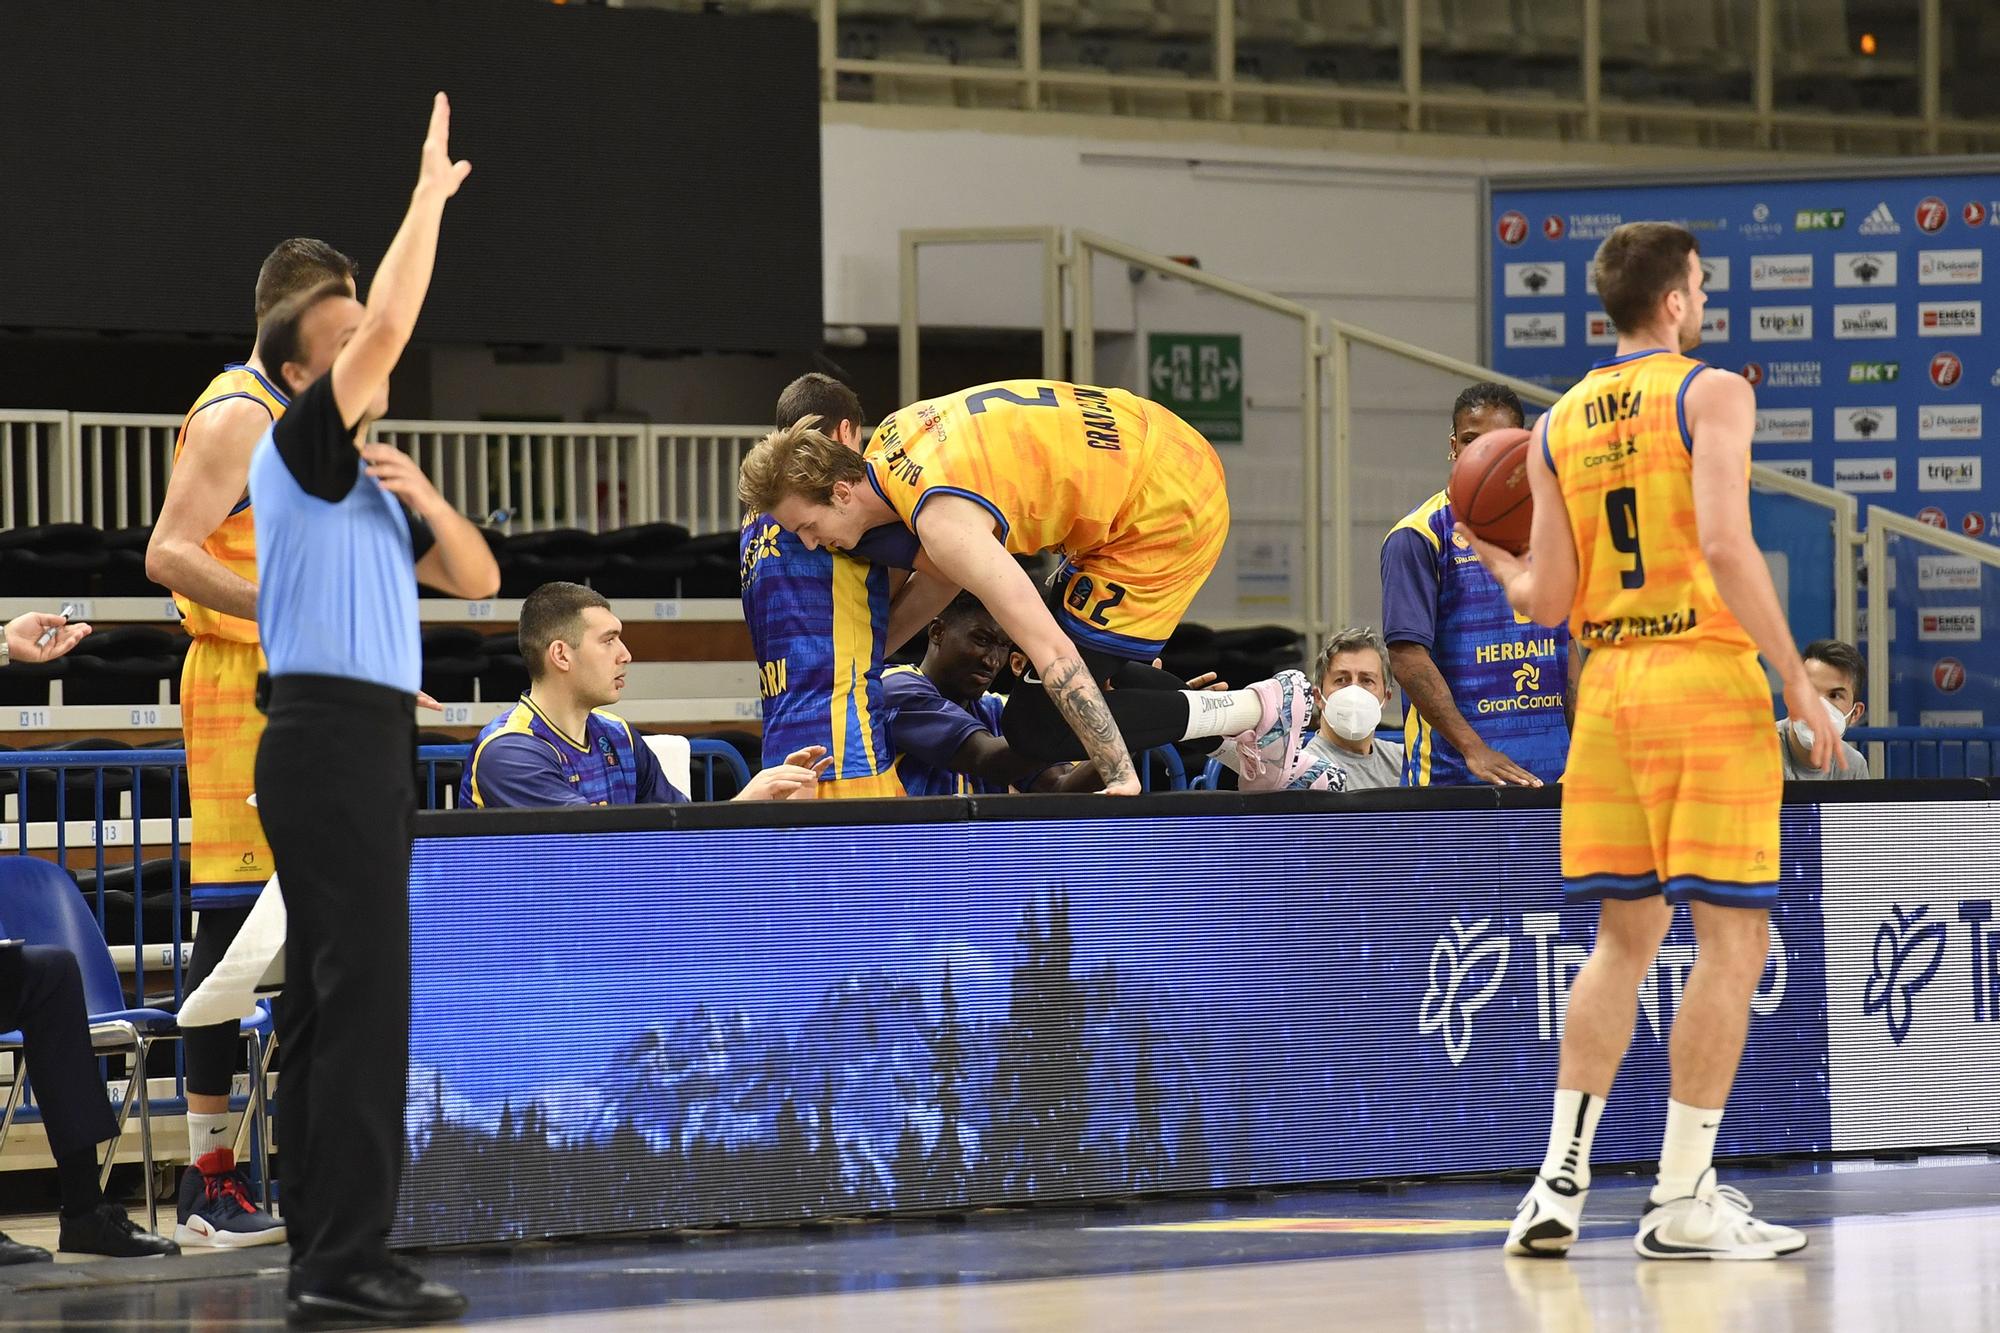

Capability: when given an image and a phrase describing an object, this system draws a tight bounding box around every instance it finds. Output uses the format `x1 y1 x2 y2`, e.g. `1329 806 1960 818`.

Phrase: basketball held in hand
1449 426 1536 555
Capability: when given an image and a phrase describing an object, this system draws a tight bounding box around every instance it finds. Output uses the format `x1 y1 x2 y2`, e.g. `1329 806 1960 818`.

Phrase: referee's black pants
255 675 415 1283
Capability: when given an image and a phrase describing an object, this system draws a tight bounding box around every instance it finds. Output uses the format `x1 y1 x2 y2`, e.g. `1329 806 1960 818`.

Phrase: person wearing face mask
1294 628 1406 791
1776 639 1870 781
462 582 831 808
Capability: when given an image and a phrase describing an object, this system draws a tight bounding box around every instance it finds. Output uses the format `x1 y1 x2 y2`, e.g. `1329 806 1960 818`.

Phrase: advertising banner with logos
393 793 1998 1248
1485 169 2000 548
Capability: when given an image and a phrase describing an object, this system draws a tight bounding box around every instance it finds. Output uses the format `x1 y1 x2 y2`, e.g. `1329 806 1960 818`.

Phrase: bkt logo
1863 901 1999 1043
1418 917 1510 1066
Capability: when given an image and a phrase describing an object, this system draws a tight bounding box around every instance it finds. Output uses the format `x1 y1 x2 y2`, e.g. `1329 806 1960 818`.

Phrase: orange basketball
1448 426 1535 555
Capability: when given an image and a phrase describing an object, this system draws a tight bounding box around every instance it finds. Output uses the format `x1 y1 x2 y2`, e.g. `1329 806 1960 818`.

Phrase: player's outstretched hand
362 444 450 519
419 92 473 199
5 611 90 664
1465 741 1543 788
1782 674 1841 772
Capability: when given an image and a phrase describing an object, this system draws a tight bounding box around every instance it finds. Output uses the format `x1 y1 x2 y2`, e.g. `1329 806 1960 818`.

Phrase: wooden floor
2 1157 1996 1330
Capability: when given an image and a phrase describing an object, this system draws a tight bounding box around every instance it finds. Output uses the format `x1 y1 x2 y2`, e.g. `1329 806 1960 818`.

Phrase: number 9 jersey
1542 350 1757 652
864 379 1230 660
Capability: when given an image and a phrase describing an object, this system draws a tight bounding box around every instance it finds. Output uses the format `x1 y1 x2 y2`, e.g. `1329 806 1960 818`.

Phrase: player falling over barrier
1456 220 1837 1262
737 380 1319 795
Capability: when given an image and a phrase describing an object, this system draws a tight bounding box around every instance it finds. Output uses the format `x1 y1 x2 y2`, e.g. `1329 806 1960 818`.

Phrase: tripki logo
1917 457 1982 492
1751 306 1813 341
1930 351 1964 388
1497 211 1529 246
1861 899 1999 1044
1419 913 1788 1064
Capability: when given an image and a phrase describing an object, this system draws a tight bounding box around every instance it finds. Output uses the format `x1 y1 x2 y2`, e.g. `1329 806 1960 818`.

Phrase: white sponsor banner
1751 306 1813 341
1919 710 1986 726
1917 555 1982 591
1584 313 1617 346
1834 252 1898 287
1503 262 1566 297
1832 304 1897 339
1832 458 1897 492
1750 254 1813 289
1754 408 1814 443
1822 804 2000 1151
1504 313 1565 348
1700 308 1731 342
1833 407 1897 442
1918 301 1984 337
1918 249 1983 285
1919 404 1984 440
1917 608 1983 641
1765 460 1812 481
1917 457 1983 492
1698 256 1731 292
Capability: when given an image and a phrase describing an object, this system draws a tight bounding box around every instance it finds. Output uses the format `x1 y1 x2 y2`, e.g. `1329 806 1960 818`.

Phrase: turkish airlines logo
1543 215 1566 241
1916 196 1949 233
1965 202 1988 227
1863 905 1948 1044
1418 917 1511 1066
1931 352 1964 388
1741 362 1764 386
1498 211 1529 246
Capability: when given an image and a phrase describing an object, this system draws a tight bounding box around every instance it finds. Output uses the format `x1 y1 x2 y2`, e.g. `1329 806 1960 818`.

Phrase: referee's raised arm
331 93 471 429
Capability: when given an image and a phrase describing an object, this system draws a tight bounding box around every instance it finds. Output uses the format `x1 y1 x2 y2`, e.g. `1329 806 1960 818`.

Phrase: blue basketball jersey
1381 488 1571 785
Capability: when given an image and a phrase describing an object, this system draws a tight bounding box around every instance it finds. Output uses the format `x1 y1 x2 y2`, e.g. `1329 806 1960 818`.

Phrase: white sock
188 1111 234 1163
1538 1088 1605 1191
1654 1099 1723 1203
1179 687 1265 741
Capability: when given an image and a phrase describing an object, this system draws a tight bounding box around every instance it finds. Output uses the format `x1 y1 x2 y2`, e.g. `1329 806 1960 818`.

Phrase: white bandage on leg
177 875 287 1027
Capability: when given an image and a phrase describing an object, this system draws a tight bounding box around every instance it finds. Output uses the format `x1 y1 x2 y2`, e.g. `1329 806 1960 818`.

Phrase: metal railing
0 415 769 538
1861 506 2000 730
1847 726 2000 780
800 0 2000 154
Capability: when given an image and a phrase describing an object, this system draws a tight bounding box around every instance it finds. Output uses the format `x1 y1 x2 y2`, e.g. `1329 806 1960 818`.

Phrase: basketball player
1382 383 1572 788
1462 222 1832 1260
741 373 911 797
144 237 362 1249
737 380 1316 796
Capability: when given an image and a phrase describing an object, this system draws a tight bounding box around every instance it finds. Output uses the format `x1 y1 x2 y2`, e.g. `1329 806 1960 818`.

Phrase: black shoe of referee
286 1262 468 1326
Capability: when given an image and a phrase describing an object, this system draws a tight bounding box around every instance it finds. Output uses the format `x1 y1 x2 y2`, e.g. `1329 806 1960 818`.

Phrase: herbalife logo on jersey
1848 361 1900 384
1834 407 1897 441
1751 307 1812 341
1833 305 1897 339
1919 302 1983 336
1858 202 1903 236
1796 208 1847 231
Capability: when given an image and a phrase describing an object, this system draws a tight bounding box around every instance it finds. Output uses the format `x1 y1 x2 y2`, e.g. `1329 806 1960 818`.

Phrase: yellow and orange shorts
816 770 908 800
1052 409 1230 662
180 635 272 902
1561 640 1782 908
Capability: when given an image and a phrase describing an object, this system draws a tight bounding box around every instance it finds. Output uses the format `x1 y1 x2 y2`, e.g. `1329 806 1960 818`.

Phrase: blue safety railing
1847 727 2000 781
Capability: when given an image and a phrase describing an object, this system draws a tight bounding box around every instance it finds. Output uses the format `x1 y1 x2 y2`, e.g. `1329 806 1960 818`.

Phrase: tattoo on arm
1047 658 1136 787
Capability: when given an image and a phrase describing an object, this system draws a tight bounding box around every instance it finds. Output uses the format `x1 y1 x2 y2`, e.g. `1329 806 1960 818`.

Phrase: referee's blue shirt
249 373 434 692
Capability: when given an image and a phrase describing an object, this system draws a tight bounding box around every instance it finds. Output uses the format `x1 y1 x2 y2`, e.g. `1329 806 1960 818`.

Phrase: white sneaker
1505 1174 1588 1257
1634 1168 1806 1261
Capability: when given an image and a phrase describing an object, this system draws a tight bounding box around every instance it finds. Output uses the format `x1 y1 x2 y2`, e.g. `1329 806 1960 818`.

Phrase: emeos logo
1418 917 1510 1066
1862 905 1949 1044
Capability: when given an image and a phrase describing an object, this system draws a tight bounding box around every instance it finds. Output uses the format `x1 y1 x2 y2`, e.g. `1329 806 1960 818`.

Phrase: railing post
819 0 837 102
1864 510 1888 729
1582 0 1601 142
1041 230 1065 382
1072 235 1097 386
1754 0 1775 148
899 232 922 407
1022 0 1041 111
1323 324 1348 643
1920 0 1942 154
1400 0 1421 132
1214 0 1235 122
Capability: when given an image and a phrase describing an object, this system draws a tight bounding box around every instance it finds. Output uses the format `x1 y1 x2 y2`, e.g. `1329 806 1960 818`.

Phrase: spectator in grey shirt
1778 638 1870 781
1293 627 1406 791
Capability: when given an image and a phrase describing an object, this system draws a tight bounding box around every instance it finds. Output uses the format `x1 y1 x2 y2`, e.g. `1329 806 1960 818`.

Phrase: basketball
1448 426 1536 554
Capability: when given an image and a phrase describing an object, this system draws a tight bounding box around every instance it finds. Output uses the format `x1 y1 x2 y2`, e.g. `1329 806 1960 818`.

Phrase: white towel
176 875 286 1027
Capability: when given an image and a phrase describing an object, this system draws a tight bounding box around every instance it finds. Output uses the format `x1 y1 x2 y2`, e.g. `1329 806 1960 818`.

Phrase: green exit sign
1146 333 1243 444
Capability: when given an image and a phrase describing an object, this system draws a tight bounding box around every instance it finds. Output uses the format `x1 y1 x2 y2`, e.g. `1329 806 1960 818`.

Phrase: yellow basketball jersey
864 379 1162 558
172 365 288 642
1543 349 1754 653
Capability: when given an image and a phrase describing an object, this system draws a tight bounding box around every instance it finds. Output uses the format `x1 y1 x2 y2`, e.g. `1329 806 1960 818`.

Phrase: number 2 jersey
1541 349 1755 654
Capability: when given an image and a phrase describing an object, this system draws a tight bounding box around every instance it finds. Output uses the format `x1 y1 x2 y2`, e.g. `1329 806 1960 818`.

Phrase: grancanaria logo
1863 904 1948 1044
1418 917 1511 1066
1513 662 1541 693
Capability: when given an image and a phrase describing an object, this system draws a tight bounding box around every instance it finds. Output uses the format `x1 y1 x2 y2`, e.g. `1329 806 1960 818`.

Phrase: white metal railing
0 415 766 538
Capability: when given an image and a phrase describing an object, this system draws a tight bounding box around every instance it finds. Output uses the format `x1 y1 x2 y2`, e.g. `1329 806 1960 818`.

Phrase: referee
251 94 496 1326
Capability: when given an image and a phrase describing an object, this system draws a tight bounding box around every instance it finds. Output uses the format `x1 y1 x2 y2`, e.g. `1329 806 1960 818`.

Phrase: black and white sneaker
1505 1174 1587 1257
1635 1168 1807 1261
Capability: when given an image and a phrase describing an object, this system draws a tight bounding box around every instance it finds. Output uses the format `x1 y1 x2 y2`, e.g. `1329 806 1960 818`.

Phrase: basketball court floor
2 1156 1995 1330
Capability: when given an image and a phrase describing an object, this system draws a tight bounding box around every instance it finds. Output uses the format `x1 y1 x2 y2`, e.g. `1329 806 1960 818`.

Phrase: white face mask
1792 694 1852 749
1323 684 1383 742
